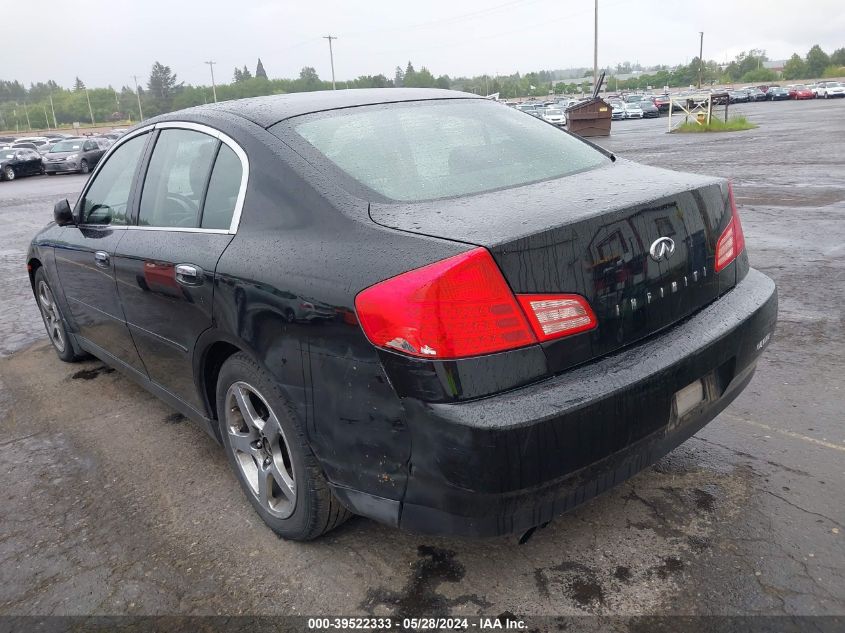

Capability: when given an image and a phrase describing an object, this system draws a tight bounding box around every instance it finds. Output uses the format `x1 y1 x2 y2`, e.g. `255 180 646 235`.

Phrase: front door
113 125 246 410
53 131 151 374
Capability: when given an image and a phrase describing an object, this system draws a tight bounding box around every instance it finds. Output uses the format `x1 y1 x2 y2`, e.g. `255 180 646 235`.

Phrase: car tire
34 267 84 363
79 159 89 174
3 166 15 181
216 352 351 540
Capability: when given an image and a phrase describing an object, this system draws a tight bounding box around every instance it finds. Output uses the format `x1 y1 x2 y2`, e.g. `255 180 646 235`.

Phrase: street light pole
698 31 704 89
49 92 58 128
205 61 218 102
323 35 337 90
593 0 599 92
85 88 95 126
132 75 144 120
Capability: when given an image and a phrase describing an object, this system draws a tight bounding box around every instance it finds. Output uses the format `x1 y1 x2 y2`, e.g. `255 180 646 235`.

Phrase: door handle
94 251 109 268
175 263 203 285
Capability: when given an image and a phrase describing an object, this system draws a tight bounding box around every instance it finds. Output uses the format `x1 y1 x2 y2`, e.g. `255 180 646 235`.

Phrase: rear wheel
3 166 14 181
34 268 83 362
216 352 351 540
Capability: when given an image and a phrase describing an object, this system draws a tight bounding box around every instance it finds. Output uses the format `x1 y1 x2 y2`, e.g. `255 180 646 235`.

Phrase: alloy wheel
225 381 296 518
37 280 66 353
4 167 14 181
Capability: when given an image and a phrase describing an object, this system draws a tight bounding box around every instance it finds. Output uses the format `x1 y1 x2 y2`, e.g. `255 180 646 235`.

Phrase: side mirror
53 199 75 226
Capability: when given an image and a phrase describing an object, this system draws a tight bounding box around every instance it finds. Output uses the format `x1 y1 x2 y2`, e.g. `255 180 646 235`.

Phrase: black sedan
1 147 43 180
766 87 790 101
43 137 108 175
639 98 660 118
28 89 777 540
729 90 750 103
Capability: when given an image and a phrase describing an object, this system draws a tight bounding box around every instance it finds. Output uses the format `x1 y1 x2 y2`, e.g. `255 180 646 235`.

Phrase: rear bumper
334 269 777 537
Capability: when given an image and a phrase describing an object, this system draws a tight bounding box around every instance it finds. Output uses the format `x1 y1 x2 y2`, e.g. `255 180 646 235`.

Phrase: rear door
113 123 247 411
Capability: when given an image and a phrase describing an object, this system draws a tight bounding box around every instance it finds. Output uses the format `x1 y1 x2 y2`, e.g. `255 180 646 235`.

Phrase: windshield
281 99 608 202
50 140 83 153
1 152 14 160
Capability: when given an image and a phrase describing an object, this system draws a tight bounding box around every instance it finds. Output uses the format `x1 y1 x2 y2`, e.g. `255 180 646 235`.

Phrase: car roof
157 88 479 129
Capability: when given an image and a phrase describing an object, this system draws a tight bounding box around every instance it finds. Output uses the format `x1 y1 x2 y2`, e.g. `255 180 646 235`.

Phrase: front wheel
79 159 89 174
216 352 351 540
34 268 84 362
3 166 15 181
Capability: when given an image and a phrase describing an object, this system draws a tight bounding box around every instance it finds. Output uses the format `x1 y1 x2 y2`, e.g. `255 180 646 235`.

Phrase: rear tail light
517 295 597 341
355 247 597 360
715 183 746 272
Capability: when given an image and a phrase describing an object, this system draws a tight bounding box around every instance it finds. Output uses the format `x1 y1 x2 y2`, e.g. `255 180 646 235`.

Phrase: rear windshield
277 99 608 202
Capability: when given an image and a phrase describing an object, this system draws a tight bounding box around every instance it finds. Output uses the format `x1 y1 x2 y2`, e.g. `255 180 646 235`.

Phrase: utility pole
698 31 704 89
205 61 218 102
132 75 144 120
85 88 95 126
23 102 31 131
323 35 337 90
43 105 50 130
49 93 57 128
593 0 598 93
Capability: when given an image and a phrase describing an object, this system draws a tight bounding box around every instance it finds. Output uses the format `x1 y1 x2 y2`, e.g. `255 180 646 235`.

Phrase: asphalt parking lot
0 99 843 624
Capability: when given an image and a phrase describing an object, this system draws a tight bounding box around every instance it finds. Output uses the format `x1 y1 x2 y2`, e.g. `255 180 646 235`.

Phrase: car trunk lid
369 160 733 374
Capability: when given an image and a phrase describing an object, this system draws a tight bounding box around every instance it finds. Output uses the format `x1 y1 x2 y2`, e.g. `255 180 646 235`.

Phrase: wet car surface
0 98 843 620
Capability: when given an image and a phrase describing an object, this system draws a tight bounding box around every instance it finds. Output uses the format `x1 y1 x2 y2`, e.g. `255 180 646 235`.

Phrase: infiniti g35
28 89 777 540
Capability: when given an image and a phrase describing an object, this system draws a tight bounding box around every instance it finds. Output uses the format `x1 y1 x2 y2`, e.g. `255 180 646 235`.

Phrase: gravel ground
0 99 843 626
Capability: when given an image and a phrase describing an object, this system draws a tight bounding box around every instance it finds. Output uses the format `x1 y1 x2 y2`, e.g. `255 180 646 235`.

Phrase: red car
790 85 815 100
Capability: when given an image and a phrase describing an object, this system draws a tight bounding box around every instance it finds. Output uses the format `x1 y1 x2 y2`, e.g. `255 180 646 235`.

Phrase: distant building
763 60 786 73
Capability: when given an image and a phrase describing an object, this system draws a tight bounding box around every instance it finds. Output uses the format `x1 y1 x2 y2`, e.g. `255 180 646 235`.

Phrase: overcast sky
7 0 844 88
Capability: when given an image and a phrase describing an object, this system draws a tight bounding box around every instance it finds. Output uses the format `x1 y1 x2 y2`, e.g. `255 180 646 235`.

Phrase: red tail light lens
715 183 746 272
517 295 597 341
355 248 536 359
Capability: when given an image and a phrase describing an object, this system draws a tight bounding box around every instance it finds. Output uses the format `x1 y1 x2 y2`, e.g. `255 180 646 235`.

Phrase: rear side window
139 129 217 228
201 144 242 230
280 99 608 202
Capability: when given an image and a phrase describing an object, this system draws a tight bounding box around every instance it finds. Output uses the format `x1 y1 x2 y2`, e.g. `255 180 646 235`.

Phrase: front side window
138 129 218 228
281 99 608 202
79 132 148 226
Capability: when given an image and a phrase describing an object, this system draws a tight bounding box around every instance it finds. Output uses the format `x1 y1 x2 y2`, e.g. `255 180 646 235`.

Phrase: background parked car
743 87 767 102
652 94 671 112
792 85 815 100
639 98 659 118
815 81 845 98
610 100 625 119
540 107 566 126
0 147 43 181
12 137 52 153
43 137 108 175
766 87 790 101
623 102 644 119
729 90 750 103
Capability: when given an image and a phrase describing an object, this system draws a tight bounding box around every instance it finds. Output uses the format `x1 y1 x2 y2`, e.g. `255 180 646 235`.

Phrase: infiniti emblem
649 237 676 262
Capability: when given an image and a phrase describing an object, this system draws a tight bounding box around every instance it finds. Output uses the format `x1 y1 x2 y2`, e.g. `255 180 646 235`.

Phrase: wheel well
202 341 241 422
27 258 42 291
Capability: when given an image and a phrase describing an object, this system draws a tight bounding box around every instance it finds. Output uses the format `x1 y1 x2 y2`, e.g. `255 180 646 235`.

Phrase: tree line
1 44 843 131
